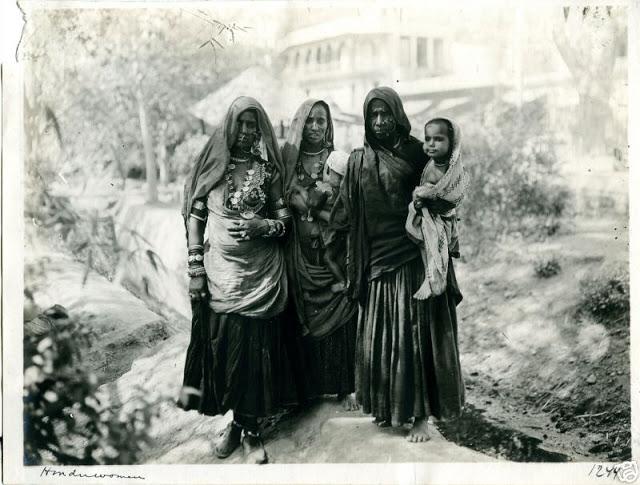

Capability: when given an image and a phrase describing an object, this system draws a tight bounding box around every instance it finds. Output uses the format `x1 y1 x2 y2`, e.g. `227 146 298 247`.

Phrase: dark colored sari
281 100 358 397
330 87 465 424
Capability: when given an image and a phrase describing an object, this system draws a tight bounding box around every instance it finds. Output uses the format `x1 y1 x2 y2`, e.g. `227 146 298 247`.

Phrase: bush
24 307 161 465
578 265 630 325
534 256 562 278
458 98 574 255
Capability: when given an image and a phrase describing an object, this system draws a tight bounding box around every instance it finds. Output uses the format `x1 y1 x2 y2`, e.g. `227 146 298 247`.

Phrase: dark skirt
178 300 300 418
304 314 357 397
356 258 464 424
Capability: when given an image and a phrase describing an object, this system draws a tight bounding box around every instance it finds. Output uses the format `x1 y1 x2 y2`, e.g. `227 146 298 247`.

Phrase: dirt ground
26 204 631 464
449 215 631 461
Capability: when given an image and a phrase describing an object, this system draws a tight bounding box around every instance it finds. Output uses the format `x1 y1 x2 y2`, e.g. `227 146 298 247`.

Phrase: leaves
24 310 166 465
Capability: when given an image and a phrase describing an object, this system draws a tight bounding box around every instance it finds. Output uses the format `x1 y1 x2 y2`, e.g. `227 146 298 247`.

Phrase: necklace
225 160 269 219
301 147 326 156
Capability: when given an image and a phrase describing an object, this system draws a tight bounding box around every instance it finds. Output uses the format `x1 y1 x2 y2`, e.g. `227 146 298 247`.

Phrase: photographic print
2 0 637 483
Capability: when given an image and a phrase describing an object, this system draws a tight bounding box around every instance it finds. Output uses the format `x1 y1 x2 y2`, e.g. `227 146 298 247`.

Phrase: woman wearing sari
281 100 359 409
330 87 465 441
178 96 296 464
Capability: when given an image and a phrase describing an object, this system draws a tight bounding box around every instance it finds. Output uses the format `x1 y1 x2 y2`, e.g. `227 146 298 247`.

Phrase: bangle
188 244 204 251
188 254 205 264
261 219 286 238
273 207 292 221
187 266 207 278
189 213 206 222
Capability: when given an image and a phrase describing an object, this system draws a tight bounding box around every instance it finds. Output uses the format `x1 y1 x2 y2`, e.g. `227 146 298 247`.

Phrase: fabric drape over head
405 119 468 299
330 86 426 302
181 96 284 235
281 99 333 189
281 99 357 338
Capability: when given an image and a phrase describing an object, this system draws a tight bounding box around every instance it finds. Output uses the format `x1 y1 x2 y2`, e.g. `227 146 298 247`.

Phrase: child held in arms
406 117 468 299
291 150 350 292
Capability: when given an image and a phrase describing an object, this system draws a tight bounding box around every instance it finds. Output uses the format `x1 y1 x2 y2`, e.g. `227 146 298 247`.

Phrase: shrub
578 265 630 325
24 308 161 465
458 98 574 255
534 256 562 278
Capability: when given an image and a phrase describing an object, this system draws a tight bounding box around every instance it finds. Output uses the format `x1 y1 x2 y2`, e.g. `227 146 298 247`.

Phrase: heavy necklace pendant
241 210 255 220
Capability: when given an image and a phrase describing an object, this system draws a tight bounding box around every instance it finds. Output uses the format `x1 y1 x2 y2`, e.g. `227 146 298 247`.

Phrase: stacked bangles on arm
187 244 206 278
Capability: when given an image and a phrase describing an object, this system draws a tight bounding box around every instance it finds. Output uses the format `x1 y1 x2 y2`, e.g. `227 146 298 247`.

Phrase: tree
21 7 252 202
552 6 619 155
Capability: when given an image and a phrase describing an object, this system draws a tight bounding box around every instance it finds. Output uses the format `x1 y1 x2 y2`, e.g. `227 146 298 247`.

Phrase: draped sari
281 99 358 397
178 97 298 417
330 87 465 423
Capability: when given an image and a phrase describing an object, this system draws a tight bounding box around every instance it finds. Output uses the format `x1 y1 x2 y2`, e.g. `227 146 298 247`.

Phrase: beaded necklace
296 147 327 182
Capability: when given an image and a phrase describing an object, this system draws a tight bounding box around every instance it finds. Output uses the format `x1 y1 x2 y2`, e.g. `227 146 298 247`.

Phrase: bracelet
187 266 207 278
188 244 204 252
189 213 206 222
188 254 205 264
273 207 292 221
261 219 285 238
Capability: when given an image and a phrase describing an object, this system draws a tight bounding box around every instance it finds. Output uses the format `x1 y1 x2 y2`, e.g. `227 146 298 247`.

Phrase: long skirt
356 258 464 424
304 314 357 397
178 300 300 418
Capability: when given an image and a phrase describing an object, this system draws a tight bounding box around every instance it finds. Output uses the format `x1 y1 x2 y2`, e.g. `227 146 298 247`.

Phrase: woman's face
423 122 451 162
303 104 329 146
234 110 259 152
367 99 397 142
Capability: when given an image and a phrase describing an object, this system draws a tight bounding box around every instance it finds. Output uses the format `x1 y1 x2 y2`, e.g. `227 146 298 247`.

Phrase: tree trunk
135 86 158 203
552 7 617 156
156 121 169 186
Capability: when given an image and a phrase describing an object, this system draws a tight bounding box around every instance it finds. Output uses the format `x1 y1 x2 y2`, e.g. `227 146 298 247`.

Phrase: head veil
181 96 284 232
362 86 411 149
281 99 334 189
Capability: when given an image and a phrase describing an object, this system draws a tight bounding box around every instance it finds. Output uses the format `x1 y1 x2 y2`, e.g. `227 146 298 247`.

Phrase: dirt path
102 334 496 464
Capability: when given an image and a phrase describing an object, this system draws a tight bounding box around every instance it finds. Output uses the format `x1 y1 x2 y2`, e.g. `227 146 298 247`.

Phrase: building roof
190 65 360 127
278 13 448 52
189 65 308 126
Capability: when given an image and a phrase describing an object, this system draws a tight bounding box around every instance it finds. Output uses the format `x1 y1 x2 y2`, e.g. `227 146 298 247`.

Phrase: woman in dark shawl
330 87 465 441
281 99 359 409
178 96 296 464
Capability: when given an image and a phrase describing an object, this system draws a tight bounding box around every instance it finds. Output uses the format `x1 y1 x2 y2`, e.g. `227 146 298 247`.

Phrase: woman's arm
187 200 208 300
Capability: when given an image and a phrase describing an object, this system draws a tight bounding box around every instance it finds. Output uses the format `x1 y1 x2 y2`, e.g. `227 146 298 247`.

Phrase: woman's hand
189 275 208 301
290 192 309 214
228 218 269 241
413 184 438 202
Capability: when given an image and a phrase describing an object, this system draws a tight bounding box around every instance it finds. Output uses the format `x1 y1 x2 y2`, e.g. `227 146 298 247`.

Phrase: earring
251 133 262 156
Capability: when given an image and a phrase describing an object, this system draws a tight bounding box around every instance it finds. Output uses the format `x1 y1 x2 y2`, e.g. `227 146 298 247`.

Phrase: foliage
578 264 629 325
21 8 263 192
27 186 163 284
533 256 562 278
458 98 573 256
24 309 161 465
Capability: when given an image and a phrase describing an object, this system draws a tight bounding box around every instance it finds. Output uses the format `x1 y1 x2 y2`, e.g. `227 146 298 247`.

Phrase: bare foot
338 393 360 411
372 416 391 427
242 432 268 464
407 417 430 442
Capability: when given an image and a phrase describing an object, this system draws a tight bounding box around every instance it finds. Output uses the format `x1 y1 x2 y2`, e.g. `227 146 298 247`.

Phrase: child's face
423 122 450 162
